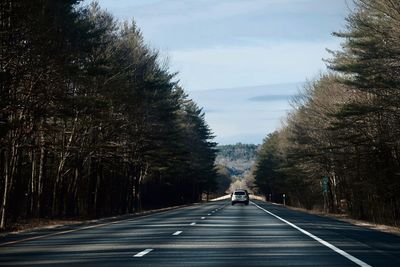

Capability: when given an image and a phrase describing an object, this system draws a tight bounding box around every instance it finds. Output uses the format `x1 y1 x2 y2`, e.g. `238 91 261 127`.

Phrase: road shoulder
271 202 400 237
0 202 200 239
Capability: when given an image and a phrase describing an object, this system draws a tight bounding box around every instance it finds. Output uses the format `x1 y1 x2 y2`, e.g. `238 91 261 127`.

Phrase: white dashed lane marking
190 222 196 226
201 217 205 219
172 231 183 236
133 249 153 257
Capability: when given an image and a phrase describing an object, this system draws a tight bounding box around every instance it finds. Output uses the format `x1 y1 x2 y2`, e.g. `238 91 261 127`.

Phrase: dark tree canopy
254 0 400 225
0 1 218 229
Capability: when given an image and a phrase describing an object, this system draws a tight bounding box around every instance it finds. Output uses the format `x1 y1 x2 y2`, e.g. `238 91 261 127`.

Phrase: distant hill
216 143 258 179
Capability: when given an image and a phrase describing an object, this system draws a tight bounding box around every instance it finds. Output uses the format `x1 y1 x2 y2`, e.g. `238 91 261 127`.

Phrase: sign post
322 176 329 193
322 176 329 213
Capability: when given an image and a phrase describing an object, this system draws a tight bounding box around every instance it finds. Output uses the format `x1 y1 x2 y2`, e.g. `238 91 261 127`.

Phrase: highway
1 200 400 266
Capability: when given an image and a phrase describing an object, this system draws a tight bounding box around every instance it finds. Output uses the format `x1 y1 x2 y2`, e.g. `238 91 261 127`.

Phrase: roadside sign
322 176 329 193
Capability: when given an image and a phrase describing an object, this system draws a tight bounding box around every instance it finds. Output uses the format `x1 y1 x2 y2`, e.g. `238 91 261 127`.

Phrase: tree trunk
93 159 102 217
126 164 134 213
53 116 77 215
0 151 9 229
30 148 37 215
134 163 148 213
37 129 46 217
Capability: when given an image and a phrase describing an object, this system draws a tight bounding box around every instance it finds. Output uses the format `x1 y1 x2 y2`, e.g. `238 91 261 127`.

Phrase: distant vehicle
231 189 249 205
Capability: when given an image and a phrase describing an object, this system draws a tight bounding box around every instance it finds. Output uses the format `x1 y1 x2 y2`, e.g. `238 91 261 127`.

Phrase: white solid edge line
133 248 153 257
251 202 371 267
172 231 183 236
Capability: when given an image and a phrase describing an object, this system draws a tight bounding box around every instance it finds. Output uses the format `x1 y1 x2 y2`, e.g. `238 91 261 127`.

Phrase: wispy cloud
249 95 292 102
84 0 352 144
91 0 350 49
189 83 302 144
171 41 339 91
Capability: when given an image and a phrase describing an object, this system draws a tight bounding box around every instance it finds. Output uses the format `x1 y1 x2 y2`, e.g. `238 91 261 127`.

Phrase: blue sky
83 0 352 144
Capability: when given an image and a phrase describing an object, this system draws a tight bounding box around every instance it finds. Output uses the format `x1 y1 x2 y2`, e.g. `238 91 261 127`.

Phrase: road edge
0 202 203 240
260 200 400 237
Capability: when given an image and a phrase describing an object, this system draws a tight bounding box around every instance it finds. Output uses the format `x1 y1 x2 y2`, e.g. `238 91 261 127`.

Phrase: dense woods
214 144 258 195
254 0 400 226
0 1 217 229
216 143 258 178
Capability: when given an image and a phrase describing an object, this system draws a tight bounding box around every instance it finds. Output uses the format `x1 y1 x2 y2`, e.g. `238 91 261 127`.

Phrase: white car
231 190 249 205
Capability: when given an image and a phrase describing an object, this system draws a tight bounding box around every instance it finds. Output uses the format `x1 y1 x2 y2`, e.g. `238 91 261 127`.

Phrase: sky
83 0 353 144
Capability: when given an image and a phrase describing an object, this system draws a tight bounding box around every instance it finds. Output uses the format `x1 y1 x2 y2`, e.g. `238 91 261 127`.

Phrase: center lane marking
133 249 153 257
172 231 183 236
251 201 372 267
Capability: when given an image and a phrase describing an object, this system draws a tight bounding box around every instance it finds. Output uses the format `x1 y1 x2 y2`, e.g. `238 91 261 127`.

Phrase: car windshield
234 191 246 195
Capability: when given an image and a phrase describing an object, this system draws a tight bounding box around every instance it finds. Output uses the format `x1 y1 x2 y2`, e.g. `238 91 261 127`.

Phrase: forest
213 143 258 196
0 1 218 229
254 0 400 226
216 143 258 178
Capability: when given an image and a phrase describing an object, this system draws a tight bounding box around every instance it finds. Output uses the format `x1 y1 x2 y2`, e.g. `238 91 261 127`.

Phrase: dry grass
0 218 82 236
285 205 400 236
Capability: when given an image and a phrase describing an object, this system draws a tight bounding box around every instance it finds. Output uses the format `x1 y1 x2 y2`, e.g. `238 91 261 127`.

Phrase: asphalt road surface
1 200 400 266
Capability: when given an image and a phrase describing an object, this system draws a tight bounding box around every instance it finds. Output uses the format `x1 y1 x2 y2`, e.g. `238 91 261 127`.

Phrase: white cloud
189 83 300 144
83 0 352 144
92 0 344 24
171 40 339 91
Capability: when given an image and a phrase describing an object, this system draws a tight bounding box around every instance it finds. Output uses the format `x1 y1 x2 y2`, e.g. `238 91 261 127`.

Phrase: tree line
216 143 258 178
0 1 217 229
254 0 400 226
